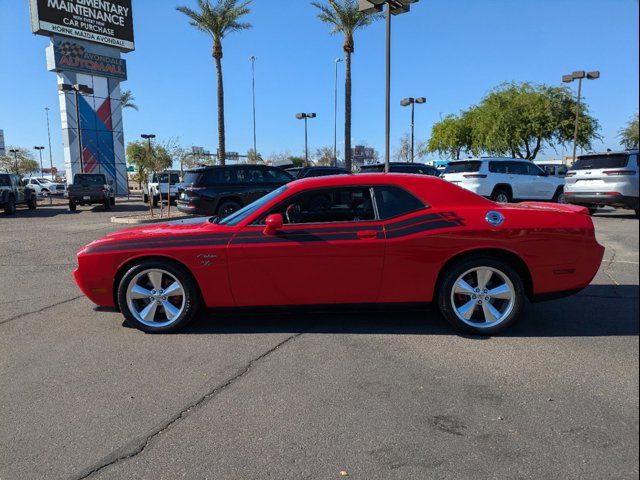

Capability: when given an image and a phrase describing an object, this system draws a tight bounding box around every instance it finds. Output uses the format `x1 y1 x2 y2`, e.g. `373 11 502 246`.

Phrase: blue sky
0 0 638 170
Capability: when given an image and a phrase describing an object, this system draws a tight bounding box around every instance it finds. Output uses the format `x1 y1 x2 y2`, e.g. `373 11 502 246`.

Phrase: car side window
629 154 638 168
510 162 529 175
374 186 425 220
489 162 508 174
264 187 375 225
526 163 544 176
264 168 293 183
0 176 10 187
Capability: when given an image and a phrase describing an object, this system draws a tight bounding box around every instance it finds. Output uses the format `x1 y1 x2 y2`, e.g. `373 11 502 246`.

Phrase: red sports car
74 174 604 335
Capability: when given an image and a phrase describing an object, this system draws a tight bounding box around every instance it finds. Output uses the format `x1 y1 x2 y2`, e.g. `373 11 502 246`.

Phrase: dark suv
0 173 37 215
358 162 439 176
177 165 294 217
286 166 351 179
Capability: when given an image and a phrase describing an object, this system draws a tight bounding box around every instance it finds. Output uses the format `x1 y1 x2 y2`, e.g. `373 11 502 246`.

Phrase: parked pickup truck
0 173 37 215
67 173 115 212
142 171 181 206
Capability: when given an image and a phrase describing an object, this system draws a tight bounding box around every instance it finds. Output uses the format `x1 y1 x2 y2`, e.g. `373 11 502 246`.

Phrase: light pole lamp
359 0 420 172
9 149 19 173
58 83 94 173
400 97 426 163
141 133 156 150
562 70 600 163
296 113 317 166
34 146 45 176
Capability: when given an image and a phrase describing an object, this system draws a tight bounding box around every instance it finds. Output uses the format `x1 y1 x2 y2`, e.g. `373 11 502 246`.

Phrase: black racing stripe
385 213 442 230
96 233 233 248
385 219 464 239
385 215 465 233
233 232 359 244
235 225 383 237
87 238 231 253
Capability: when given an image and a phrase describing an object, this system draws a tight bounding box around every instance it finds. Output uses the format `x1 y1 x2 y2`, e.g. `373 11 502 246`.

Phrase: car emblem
485 211 504 227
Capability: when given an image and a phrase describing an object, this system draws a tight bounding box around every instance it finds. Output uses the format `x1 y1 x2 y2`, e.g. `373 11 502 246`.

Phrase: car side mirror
264 214 284 235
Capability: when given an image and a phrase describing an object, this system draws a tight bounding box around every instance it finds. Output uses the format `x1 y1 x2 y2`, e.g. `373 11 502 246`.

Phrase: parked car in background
177 165 294 217
564 150 639 216
0 173 37 214
66 173 115 212
142 171 181 206
286 166 351 179
358 162 440 176
24 177 66 196
537 164 569 177
75 174 604 335
441 158 565 203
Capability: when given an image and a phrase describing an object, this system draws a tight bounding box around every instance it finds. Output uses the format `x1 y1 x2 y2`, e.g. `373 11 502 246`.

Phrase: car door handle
357 230 378 240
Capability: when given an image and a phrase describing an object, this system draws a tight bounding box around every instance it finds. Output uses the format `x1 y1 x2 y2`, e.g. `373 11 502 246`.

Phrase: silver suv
564 150 639 216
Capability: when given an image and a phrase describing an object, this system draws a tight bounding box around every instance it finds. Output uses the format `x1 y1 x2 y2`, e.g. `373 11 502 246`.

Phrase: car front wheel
118 260 200 333
438 256 525 335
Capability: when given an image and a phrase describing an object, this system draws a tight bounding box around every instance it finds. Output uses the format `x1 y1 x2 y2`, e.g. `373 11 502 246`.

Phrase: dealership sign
50 40 127 79
30 0 135 52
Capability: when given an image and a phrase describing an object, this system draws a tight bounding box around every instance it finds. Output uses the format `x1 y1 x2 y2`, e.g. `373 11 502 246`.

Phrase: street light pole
250 56 257 156
9 149 19 173
296 113 317 166
334 58 343 167
45 107 54 178
562 70 599 163
400 97 426 162
34 146 45 176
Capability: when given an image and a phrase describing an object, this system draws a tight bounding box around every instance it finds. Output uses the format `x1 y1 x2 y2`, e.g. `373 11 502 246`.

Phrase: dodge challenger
74 174 604 335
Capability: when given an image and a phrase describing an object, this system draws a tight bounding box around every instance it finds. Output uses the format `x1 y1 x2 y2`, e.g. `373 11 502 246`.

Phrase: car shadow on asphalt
178 284 639 338
0 202 150 218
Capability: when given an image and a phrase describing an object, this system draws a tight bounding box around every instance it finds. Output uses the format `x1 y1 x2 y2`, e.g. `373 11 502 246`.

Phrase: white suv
564 150 639 216
25 177 66 196
441 158 565 203
142 171 181 206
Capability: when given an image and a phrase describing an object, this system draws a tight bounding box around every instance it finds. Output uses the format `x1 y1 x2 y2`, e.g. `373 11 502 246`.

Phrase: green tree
120 90 139 111
288 156 305 167
0 147 39 176
314 146 337 166
619 113 639 149
312 0 381 170
247 148 263 164
471 82 600 160
126 141 149 188
427 113 476 160
177 0 252 166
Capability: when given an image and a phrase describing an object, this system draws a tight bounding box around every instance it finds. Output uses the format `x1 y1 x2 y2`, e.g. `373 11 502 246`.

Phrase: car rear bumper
176 201 199 214
565 192 639 209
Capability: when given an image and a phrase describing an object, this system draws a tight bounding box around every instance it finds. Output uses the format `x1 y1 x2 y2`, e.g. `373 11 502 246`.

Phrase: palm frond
177 0 252 39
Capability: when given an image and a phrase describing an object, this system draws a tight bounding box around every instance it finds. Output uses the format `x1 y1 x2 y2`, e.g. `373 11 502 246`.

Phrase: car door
227 185 385 306
526 163 557 199
12 175 26 203
374 185 466 303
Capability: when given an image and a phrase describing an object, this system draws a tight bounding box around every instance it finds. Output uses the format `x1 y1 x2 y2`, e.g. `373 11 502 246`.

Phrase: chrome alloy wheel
126 269 186 328
450 267 516 329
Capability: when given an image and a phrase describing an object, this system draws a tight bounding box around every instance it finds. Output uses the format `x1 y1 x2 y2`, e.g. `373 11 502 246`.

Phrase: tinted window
0 176 10 187
267 187 375 224
359 165 385 173
74 174 106 185
219 186 288 226
509 162 529 175
183 171 203 186
154 173 181 183
525 163 544 176
306 168 347 178
264 168 294 183
489 161 509 174
236 168 266 184
443 161 482 174
571 154 629 170
374 186 425 220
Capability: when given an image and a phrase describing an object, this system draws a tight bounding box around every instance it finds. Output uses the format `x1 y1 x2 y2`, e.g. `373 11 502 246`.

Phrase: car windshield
443 161 482 174
75 174 105 185
37 178 52 184
216 186 288 226
571 154 629 170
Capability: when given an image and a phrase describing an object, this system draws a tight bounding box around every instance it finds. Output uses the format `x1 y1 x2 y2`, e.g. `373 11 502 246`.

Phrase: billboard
30 0 135 52
48 40 127 80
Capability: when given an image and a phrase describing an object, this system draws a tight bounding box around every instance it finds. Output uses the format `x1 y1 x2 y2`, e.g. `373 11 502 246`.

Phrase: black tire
491 188 512 204
27 195 37 210
69 200 77 212
143 193 149 204
152 195 159 207
588 207 598 216
218 199 242 218
437 255 526 335
4 196 16 215
110 196 116 206
104 197 111 210
117 260 200 333
552 187 565 204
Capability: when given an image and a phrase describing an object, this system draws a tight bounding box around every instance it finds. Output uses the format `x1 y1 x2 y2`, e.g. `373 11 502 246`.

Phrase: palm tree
312 0 381 170
177 0 252 165
120 90 139 111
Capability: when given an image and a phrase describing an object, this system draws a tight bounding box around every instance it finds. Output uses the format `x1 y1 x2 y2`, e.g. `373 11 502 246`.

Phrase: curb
111 215 182 225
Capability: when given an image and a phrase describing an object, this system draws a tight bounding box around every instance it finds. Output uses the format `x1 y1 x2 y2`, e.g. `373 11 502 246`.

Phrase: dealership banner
30 0 135 52
49 40 127 79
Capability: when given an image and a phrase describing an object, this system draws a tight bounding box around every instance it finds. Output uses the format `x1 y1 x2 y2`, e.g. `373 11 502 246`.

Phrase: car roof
578 149 638 158
187 164 276 172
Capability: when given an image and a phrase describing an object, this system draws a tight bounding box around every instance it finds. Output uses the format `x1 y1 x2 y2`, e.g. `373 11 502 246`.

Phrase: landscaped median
111 211 200 225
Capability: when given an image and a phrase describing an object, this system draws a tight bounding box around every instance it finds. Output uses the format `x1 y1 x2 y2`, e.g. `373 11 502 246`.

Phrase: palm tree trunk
214 53 226 166
344 51 352 171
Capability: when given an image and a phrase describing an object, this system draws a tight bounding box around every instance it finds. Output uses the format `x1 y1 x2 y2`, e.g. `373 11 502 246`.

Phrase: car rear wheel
27 195 37 210
118 260 200 333
553 188 566 204
588 207 598 216
4 196 16 215
218 199 242 218
69 200 77 212
438 256 525 335
492 189 511 204
104 198 111 210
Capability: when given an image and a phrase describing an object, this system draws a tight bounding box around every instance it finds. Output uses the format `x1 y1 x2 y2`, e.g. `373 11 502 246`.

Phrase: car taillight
463 174 487 179
565 172 576 177
604 170 635 176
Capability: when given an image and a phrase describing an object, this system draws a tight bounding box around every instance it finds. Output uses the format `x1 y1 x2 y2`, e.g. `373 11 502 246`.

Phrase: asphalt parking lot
0 201 638 480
